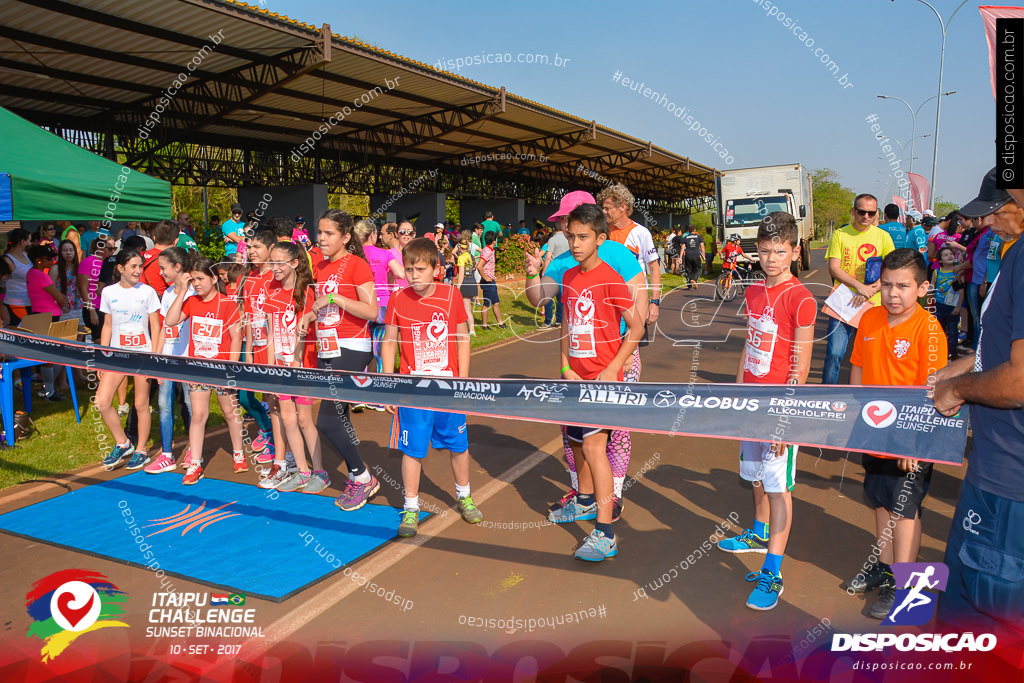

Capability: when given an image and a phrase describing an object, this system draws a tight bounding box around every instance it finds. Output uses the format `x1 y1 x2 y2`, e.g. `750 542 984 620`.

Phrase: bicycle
715 261 765 302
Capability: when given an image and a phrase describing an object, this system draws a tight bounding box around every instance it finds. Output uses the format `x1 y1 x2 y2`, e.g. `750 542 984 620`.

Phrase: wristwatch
650 298 660 305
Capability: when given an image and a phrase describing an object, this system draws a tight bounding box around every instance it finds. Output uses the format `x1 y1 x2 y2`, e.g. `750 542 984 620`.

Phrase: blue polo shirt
969 238 1024 502
544 239 642 335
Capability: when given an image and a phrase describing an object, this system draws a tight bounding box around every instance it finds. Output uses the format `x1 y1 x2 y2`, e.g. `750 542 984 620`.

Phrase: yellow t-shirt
456 251 473 279
825 224 896 305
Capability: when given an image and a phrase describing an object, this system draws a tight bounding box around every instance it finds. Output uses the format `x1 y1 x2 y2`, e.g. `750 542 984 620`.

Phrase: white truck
717 163 815 271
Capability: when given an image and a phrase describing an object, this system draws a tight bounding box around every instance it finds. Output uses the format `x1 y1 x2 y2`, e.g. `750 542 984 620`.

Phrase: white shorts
739 440 797 493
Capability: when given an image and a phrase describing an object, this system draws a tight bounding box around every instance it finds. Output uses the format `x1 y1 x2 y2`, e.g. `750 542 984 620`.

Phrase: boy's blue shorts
389 406 468 459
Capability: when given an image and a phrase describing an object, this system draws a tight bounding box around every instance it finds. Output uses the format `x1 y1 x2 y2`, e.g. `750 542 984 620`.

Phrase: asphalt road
0 250 982 682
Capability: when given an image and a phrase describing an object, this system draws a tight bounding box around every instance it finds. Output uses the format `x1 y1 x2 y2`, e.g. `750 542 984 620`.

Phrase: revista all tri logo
831 562 997 653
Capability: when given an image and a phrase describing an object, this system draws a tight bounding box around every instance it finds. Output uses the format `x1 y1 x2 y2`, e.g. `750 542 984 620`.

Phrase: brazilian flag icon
228 593 246 606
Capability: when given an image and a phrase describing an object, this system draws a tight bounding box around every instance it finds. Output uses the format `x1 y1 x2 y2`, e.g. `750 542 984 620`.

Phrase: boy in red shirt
844 248 946 619
559 203 643 562
717 213 817 610
380 238 482 538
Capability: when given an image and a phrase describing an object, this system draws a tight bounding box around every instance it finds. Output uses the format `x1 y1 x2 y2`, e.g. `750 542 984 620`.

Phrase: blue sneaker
103 442 135 471
745 569 784 610
125 449 150 470
574 529 618 561
548 499 597 523
717 528 768 554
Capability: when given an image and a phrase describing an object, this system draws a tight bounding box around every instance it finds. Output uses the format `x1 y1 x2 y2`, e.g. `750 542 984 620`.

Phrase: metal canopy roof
0 0 718 213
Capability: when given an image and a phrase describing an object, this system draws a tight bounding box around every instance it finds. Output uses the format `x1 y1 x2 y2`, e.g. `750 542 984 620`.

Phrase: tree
933 195 959 219
811 168 855 238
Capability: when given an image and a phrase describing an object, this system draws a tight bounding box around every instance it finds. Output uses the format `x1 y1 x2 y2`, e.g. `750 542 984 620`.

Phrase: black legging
318 349 374 477
684 254 703 282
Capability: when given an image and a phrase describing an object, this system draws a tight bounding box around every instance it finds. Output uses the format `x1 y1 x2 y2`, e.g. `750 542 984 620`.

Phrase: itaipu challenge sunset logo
25 569 129 662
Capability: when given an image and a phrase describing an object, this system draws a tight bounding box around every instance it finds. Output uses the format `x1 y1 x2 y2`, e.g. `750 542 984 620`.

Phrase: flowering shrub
495 234 534 275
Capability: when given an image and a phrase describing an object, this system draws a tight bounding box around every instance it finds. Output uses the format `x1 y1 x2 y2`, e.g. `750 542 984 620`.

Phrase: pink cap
548 190 597 222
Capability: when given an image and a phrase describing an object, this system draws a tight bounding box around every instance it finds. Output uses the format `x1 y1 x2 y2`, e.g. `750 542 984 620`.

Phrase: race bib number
119 328 147 351
163 324 180 340
411 312 450 375
316 326 340 358
744 309 778 378
192 315 223 359
251 318 268 346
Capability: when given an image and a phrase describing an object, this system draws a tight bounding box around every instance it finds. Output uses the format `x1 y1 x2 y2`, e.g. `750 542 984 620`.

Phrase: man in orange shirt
597 183 662 324
844 248 946 620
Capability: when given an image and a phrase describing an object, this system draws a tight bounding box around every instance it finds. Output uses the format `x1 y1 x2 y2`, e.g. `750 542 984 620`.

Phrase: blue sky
280 0 996 207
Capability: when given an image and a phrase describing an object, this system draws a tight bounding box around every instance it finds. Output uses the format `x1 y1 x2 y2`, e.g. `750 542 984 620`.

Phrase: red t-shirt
741 277 817 384
182 294 240 361
264 280 316 367
721 243 743 269
385 283 467 376
562 262 633 380
242 268 274 363
311 253 374 358
141 247 167 297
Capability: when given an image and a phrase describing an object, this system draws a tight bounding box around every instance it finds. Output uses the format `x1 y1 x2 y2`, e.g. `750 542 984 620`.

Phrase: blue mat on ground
0 472 427 602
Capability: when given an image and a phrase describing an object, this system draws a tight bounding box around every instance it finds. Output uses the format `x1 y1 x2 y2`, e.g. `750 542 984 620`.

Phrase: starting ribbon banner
0 330 967 464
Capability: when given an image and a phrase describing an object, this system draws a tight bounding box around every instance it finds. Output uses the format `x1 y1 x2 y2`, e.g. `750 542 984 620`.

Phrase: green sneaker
398 508 419 537
456 495 483 524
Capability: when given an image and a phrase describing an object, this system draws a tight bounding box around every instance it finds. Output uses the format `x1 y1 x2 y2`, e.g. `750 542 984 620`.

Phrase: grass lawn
0 377 226 491
0 269 701 492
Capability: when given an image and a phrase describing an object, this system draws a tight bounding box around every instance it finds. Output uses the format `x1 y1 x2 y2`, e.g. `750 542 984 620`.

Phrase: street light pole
877 93 953 177
913 0 968 212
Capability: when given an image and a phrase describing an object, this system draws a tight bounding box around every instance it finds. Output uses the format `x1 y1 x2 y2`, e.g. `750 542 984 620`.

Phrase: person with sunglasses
821 193 896 384
389 221 415 294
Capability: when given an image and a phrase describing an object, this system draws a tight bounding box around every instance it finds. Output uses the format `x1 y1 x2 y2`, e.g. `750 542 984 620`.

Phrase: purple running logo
886 562 949 626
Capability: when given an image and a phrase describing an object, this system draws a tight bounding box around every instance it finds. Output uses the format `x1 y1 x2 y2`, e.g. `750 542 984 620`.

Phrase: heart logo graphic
574 294 594 320
861 400 898 429
56 591 94 629
867 405 892 424
49 581 101 632
353 375 372 388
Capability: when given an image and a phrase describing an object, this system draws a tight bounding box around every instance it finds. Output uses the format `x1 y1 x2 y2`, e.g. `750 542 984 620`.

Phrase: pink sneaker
144 452 177 474
255 440 275 464
252 430 272 452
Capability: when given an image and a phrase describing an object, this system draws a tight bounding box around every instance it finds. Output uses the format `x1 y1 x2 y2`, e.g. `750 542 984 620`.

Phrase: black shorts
862 454 933 517
459 280 478 300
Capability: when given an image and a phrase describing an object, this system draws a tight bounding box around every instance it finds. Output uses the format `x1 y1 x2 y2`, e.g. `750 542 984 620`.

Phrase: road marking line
233 433 564 664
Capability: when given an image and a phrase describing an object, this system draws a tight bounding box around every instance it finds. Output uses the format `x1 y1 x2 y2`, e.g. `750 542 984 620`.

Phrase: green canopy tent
0 106 171 221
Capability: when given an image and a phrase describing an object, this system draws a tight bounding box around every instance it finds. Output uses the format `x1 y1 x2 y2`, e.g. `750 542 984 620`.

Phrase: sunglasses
398 229 414 236
854 208 876 217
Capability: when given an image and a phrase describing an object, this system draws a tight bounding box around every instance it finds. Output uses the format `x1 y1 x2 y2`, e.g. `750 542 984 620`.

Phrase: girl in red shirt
260 241 329 492
164 256 245 485
300 209 380 510
239 230 278 463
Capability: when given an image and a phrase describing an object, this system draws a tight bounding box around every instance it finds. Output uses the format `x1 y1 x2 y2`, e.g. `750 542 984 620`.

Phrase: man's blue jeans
966 282 982 349
822 316 857 385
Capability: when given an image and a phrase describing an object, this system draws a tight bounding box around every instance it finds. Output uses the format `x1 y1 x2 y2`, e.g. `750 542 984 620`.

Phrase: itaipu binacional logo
25 569 129 662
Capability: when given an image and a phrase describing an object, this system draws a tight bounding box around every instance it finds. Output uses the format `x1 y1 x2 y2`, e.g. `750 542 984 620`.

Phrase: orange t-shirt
850 304 947 386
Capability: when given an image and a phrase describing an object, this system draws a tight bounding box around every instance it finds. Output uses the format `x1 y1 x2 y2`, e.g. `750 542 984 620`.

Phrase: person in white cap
524 190 648 524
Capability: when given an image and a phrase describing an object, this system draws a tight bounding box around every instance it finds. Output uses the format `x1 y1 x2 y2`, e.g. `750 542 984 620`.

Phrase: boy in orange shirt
844 248 947 619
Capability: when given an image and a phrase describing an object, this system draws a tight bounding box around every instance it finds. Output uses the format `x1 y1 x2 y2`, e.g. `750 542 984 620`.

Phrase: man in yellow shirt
822 194 896 384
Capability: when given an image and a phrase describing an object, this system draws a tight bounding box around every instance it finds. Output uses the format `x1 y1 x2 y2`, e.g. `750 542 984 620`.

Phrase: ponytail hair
319 208 366 261
159 246 191 271
271 241 313 310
